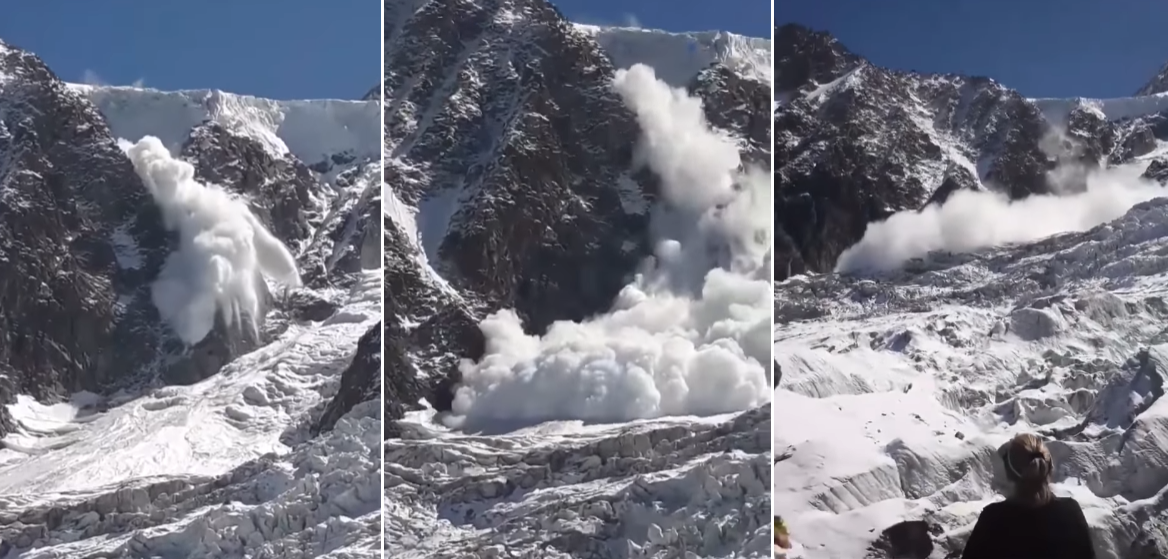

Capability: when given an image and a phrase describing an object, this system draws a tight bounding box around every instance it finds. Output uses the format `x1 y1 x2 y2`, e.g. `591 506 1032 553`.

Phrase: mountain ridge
775 22 1168 282
0 36 382 557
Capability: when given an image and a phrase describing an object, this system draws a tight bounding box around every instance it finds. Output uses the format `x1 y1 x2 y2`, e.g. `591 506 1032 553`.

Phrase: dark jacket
961 497 1095 559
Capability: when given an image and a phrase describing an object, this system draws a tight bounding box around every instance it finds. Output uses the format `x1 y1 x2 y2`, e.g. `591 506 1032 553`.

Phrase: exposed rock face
315 323 382 435
775 24 861 95
774 23 1168 281
181 123 316 247
0 41 170 435
383 0 771 425
867 520 936 559
690 65 771 166
1137 61 1168 97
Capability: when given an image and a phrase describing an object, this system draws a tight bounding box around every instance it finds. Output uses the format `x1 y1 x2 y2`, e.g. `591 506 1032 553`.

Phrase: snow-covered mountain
775 23 1168 558
384 0 772 557
0 40 381 557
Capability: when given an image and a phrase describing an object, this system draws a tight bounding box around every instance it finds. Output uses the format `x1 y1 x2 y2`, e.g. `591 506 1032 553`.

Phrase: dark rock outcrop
775 23 862 96
689 65 771 166
315 323 381 435
0 41 171 435
867 520 936 559
181 122 316 245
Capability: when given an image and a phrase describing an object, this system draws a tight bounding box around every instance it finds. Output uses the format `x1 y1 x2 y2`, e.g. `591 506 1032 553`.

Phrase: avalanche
0 83 382 557
383 4 775 556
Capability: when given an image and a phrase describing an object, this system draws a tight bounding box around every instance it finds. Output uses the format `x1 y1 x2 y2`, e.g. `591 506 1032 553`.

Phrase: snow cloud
125 136 302 345
82 69 146 88
836 158 1166 274
449 64 772 429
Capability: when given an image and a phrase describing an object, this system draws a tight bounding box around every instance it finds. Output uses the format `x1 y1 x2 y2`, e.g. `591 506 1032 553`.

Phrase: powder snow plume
448 64 772 429
835 162 1167 274
126 136 302 345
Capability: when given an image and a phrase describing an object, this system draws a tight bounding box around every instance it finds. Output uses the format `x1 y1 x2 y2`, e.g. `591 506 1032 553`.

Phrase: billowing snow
127 136 302 345
385 58 772 557
69 85 380 166
450 64 771 429
775 196 1168 557
1032 91 1168 127
837 161 1165 274
577 25 771 87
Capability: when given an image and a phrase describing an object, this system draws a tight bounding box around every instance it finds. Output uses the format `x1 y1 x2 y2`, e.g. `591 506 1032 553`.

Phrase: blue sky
0 0 380 100
555 0 770 38
780 0 1168 98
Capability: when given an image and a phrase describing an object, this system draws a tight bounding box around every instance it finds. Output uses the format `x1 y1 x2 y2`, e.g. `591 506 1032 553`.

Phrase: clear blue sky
556 0 770 38
780 0 1168 98
0 0 379 100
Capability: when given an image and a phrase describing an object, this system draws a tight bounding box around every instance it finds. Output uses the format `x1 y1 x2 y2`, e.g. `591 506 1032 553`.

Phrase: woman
961 433 1095 559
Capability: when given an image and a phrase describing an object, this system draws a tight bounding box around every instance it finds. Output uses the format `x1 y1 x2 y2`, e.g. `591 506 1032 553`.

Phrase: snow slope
0 83 382 558
0 272 381 558
774 199 1168 557
0 272 377 495
387 406 771 558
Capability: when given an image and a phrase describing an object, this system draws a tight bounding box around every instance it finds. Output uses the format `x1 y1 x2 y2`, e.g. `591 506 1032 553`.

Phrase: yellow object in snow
774 516 791 550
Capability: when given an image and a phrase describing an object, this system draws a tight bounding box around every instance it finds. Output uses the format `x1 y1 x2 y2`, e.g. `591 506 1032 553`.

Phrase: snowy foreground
774 199 1168 558
0 272 381 558
385 407 771 559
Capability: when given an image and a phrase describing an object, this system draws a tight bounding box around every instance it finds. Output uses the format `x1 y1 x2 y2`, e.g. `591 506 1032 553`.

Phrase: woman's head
1001 433 1054 506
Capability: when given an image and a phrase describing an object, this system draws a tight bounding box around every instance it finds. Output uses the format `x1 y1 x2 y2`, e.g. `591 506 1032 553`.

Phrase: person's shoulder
977 500 1010 520
1051 496 1086 514
981 499 1010 512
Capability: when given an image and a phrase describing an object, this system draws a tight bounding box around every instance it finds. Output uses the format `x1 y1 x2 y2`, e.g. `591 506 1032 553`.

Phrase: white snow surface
775 198 1168 557
70 84 380 166
0 271 382 557
386 406 772 559
577 25 772 87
